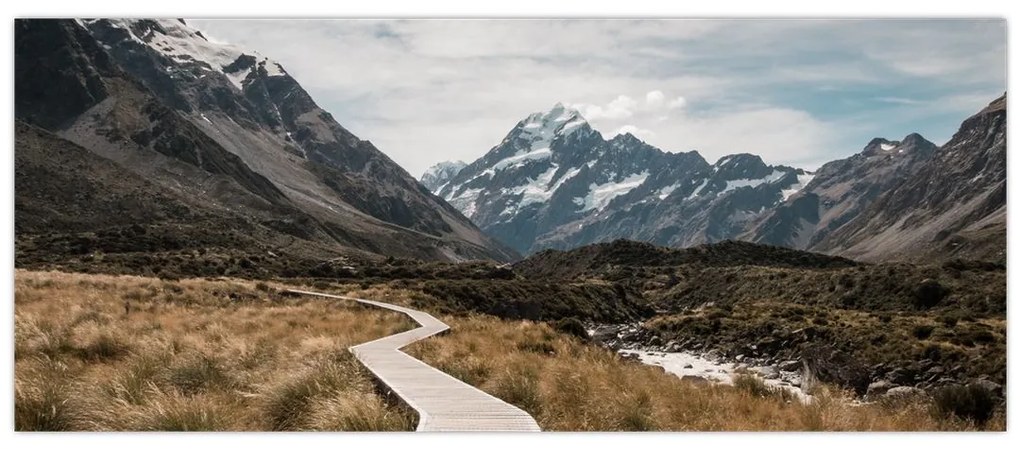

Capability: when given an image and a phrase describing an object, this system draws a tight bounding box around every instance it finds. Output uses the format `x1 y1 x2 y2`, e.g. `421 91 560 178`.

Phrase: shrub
914 279 948 309
262 353 365 430
166 355 229 395
15 373 79 431
937 312 960 328
933 384 997 426
131 393 231 431
76 332 131 361
912 325 934 340
553 317 589 341
491 366 543 417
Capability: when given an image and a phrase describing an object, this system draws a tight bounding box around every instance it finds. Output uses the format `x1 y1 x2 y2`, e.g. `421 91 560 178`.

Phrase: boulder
779 360 801 372
683 363 694 369
866 380 897 399
757 366 780 380
590 326 619 343
884 386 926 399
885 367 916 385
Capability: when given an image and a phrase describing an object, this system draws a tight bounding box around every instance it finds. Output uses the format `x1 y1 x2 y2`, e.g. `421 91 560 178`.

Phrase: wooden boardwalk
286 290 542 432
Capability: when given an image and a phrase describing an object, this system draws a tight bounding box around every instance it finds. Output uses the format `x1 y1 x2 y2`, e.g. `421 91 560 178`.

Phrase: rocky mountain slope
15 19 517 266
432 104 810 254
813 95 1006 262
745 133 938 251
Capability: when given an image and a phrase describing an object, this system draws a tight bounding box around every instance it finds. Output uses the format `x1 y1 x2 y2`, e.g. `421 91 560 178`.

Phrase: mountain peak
716 153 765 169
861 133 934 156
862 137 898 155
86 19 286 91
509 103 591 147
609 132 643 145
900 132 934 149
524 102 584 126
420 160 467 192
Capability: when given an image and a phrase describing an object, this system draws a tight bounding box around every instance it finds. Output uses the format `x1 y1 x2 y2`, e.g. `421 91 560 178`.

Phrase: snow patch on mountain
448 188 483 219
656 182 683 200
493 147 553 170
687 178 710 200
510 165 560 209
262 60 286 77
93 19 283 91
720 169 788 194
780 172 816 201
574 171 650 212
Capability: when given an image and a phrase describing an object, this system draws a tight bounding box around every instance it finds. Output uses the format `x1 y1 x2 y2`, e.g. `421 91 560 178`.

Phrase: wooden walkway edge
285 289 542 432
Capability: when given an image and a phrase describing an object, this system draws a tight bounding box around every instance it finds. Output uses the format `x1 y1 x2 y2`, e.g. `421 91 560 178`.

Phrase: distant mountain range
424 96 1006 263
13 18 1004 267
15 19 517 265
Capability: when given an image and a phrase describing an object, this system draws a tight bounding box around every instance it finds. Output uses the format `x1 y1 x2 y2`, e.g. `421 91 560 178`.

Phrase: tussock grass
407 314 1005 431
14 270 415 431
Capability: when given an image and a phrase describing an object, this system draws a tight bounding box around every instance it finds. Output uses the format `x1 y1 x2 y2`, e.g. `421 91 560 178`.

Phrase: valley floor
14 271 1005 431
339 285 1005 431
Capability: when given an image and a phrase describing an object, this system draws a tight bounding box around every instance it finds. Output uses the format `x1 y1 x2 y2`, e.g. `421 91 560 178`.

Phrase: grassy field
14 271 1005 432
14 270 415 431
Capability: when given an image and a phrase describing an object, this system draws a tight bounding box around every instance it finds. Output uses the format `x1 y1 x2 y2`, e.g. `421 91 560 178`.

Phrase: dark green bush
553 317 589 341
912 325 934 340
914 279 948 309
933 384 997 425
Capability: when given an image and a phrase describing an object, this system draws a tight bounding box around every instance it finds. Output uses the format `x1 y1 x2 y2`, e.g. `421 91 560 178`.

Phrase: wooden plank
285 289 542 432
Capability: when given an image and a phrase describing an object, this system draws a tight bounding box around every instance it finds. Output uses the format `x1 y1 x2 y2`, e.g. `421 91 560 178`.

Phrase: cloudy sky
189 19 1005 177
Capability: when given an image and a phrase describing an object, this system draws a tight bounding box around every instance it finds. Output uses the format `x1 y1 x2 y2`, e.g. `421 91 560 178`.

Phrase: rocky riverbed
590 322 1004 403
618 349 813 403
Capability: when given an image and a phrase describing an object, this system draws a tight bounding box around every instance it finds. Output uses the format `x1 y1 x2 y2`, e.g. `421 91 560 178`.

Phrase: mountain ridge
15 18 518 266
424 96 1005 263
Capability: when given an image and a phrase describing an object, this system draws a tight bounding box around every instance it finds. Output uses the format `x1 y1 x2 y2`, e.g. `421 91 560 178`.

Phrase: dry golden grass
14 270 415 431
405 313 1005 431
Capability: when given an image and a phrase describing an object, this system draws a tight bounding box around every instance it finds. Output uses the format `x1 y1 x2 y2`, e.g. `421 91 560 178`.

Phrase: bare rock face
813 95 1006 263
15 19 517 263
745 133 937 252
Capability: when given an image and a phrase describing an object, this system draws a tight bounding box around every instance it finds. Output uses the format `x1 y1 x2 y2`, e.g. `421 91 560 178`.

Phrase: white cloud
667 96 687 110
575 93 836 168
645 90 665 107
186 19 1005 176
611 125 655 139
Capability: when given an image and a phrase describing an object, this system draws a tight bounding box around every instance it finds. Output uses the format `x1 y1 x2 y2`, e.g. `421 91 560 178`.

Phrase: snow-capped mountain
434 104 809 254
15 19 517 263
433 97 1005 263
420 160 467 192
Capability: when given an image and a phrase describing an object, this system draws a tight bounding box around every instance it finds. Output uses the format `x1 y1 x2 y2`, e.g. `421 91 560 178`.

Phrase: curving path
286 289 541 432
